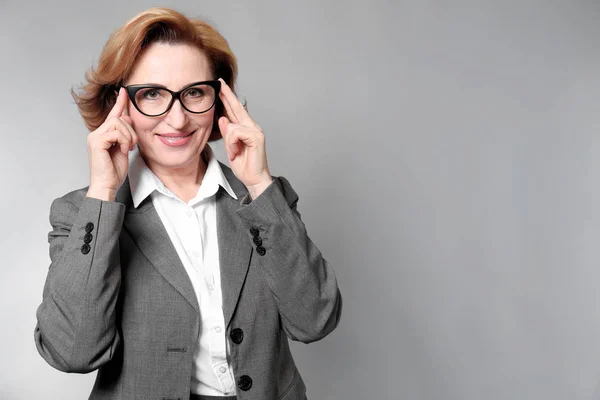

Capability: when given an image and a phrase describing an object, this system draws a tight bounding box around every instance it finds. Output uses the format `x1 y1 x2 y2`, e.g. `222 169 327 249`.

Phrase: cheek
129 115 158 139
192 110 216 130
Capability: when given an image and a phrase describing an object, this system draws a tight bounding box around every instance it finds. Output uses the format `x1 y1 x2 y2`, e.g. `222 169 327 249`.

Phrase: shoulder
218 161 248 198
47 186 91 230
51 186 90 212
50 177 133 213
217 161 296 200
218 161 240 185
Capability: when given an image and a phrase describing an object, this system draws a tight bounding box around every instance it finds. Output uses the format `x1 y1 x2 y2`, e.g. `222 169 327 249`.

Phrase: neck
141 150 208 203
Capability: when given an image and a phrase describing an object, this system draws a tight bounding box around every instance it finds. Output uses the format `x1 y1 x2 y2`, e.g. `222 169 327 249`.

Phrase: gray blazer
34 164 342 400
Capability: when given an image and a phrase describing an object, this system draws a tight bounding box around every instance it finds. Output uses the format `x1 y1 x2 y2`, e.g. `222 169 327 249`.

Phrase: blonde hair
72 7 238 141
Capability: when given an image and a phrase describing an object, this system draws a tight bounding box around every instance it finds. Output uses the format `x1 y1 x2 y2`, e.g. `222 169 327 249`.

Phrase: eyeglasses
124 80 221 117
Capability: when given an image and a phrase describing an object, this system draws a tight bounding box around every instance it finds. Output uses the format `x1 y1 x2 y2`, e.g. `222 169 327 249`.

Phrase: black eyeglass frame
124 80 221 117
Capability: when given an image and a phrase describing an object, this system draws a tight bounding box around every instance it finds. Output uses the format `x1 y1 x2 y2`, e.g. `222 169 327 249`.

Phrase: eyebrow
125 80 213 90
130 82 168 88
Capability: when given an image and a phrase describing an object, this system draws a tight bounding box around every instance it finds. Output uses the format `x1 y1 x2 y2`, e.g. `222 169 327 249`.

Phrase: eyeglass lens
134 83 217 115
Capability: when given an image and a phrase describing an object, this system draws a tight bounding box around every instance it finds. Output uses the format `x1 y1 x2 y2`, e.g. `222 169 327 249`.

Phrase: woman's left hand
217 78 273 199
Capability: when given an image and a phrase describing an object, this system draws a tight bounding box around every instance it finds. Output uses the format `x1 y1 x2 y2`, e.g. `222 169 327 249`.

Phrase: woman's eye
185 88 205 98
141 89 161 99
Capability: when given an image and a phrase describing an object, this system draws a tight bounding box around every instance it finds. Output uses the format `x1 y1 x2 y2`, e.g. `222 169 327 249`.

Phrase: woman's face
125 42 216 172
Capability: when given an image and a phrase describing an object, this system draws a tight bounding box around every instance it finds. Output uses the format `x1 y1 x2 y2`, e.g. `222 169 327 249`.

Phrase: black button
230 328 244 344
256 246 266 256
81 244 91 254
83 233 93 244
253 236 262 246
85 222 94 233
237 375 252 391
250 227 259 237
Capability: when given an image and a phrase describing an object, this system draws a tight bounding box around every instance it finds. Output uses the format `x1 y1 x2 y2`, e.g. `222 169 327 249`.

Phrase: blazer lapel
217 164 253 328
115 163 253 326
116 179 200 314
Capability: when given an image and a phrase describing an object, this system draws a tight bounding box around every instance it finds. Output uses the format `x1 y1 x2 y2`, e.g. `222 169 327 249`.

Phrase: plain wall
2 0 600 399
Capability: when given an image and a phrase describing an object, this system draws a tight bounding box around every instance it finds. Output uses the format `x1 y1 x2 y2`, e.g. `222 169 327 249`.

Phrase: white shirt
128 144 238 395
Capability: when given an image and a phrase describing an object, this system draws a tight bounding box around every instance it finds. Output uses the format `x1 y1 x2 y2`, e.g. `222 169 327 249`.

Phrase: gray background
1 0 600 399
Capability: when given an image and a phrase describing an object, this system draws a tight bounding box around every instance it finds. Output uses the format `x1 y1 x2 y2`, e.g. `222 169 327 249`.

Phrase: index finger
107 87 128 119
218 78 254 126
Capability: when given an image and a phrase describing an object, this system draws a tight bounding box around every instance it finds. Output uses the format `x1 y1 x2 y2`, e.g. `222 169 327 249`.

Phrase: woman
34 7 341 400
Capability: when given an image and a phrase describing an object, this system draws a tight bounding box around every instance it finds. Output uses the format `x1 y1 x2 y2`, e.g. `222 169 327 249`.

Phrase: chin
159 151 202 167
140 146 200 170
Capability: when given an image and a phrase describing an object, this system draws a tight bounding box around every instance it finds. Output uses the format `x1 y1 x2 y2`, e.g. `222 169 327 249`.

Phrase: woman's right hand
86 87 138 201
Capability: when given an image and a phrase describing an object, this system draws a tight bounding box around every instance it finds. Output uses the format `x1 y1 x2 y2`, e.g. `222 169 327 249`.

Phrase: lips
156 131 195 147
157 132 193 138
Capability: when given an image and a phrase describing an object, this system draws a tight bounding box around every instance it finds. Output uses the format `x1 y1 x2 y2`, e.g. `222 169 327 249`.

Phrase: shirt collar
128 144 238 209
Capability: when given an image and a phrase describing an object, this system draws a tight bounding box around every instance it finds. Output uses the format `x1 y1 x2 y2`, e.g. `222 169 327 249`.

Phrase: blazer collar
127 145 238 209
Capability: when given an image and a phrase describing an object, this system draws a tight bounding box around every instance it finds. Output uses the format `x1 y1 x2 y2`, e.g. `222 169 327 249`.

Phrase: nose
164 98 189 129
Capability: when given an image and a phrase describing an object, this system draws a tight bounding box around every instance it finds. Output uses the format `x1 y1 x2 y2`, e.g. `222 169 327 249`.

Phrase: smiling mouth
156 132 194 138
156 132 195 143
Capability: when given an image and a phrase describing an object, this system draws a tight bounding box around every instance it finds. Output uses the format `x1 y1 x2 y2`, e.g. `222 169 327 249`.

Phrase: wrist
86 186 117 202
246 176 273 200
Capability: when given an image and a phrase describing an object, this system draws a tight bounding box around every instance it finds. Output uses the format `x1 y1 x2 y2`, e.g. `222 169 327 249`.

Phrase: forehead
127 42 212 88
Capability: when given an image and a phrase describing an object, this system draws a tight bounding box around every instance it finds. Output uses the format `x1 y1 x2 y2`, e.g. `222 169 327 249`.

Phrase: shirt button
193 251 200 258
219 366 227 373
215 327 222 333
207 284 214 291
186 211 192 217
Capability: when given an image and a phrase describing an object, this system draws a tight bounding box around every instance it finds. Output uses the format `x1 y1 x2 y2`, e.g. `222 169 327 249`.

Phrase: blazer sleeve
34 194 125 373
236 176 342 343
